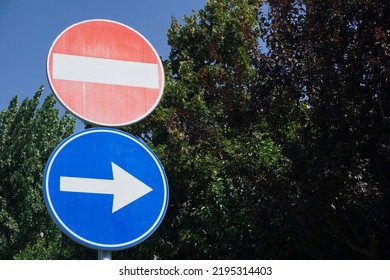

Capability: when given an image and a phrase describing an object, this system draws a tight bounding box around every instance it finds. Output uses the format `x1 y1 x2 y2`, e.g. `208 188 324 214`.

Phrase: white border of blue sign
43 128 169 250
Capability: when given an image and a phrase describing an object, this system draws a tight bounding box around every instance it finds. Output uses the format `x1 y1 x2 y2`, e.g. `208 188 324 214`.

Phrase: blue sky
0 0 206 116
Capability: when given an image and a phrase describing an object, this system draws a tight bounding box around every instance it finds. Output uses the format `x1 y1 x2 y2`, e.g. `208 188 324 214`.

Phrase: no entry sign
47 19 165 127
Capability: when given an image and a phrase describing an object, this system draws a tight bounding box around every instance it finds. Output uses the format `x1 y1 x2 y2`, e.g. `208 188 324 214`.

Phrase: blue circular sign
43 128 169 250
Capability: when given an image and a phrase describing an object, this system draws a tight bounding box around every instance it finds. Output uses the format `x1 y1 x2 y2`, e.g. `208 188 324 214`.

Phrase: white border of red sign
46 19 165 127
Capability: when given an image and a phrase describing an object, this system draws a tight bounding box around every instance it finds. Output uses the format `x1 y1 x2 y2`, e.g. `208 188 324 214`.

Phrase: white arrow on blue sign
43 128 169 250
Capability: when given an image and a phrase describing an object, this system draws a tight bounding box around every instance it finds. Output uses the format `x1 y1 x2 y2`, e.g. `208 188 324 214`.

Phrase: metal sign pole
98 250 112 260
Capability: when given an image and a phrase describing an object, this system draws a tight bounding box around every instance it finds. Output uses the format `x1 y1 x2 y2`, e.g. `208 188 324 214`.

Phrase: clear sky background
0 0 207 116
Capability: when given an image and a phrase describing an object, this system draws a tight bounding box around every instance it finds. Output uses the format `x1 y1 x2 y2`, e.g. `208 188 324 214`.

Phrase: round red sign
47 19 164 127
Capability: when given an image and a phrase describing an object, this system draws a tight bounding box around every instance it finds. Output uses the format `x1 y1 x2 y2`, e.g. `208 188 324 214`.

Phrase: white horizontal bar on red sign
52 53 159 89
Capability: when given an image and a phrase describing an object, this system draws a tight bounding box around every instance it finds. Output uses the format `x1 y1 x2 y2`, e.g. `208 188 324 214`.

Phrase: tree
256 0 390 258
121 0 299 259
0 87 76 259
124 0 390 259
